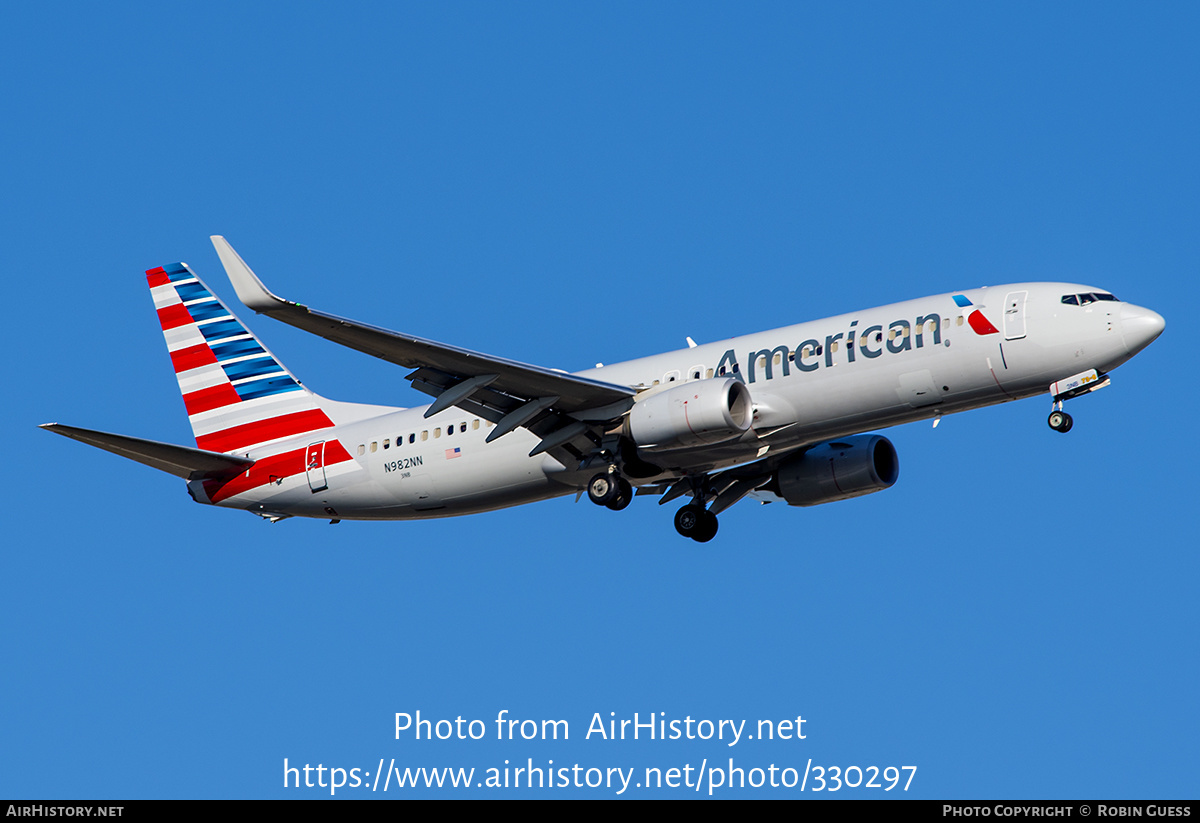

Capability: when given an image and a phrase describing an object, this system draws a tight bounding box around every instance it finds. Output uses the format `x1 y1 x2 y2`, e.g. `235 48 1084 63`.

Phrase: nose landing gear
1046 369 1111 433
1048 408 1074 433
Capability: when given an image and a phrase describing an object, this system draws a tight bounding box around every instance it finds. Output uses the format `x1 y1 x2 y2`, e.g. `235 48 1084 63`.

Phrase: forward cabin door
306 441 328 492
1004 290 1028 340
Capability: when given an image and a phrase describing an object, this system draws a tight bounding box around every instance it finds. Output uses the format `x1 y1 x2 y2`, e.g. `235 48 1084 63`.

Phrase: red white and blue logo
953 295 999 335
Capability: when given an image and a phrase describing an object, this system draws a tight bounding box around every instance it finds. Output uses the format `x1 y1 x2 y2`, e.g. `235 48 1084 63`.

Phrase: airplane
41 237 1165 541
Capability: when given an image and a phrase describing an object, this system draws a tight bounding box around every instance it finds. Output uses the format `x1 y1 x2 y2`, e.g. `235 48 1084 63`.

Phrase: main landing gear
674 503 718 543
587 470 632 511
666 475 719 543
586 465 720 543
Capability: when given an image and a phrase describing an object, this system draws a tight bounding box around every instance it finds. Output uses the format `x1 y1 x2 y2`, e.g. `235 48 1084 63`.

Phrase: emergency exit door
305 441 328 493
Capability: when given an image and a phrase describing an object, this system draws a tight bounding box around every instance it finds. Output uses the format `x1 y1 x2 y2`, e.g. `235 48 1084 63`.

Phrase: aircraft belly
365 438 565 515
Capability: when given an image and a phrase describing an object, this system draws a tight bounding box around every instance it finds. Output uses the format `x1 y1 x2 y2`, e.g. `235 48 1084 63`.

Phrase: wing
655 450 801 514
40 423 255 481
211 237 635 458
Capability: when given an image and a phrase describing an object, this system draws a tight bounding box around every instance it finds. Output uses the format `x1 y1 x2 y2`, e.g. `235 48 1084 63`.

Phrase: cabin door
305 441 328 493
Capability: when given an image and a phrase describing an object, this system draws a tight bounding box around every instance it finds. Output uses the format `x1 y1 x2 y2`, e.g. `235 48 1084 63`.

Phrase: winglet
210 235 289 312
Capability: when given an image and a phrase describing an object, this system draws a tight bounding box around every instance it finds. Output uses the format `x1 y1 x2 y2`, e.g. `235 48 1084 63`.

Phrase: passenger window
472 419 480 430
409 433 416 444
421 431 428 442
956 316 964 326
383 439 390 450
706 369 714 378
370 442 378 453
460 422 467 433
446 425 453 437
357 444 365 456
434 427 441 438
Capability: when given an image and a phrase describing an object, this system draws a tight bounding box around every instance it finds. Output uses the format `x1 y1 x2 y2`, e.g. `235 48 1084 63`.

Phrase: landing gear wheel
674 504 703 538
693 510 719 543
674 504 719 542
587 472 619 506
606 477 633 511
1048 410 1074 433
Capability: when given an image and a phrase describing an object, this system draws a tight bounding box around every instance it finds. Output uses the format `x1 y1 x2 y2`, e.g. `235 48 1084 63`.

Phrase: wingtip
209 236 286 312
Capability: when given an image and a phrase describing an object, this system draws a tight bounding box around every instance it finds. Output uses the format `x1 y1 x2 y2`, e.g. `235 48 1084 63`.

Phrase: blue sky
3 2 1196 798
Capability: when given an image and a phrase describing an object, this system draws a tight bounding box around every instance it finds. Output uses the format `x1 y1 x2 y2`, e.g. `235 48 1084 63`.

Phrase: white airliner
42 237 1165 541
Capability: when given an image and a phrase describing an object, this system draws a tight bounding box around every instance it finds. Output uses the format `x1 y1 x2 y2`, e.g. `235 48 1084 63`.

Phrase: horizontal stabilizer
39 423 255 481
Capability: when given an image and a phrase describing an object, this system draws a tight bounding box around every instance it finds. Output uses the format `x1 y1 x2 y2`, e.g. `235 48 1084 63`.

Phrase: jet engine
625 377 753 452
772 435 899 506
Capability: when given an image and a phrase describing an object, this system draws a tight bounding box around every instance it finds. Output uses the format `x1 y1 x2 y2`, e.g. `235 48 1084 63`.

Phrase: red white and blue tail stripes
147 262 340 456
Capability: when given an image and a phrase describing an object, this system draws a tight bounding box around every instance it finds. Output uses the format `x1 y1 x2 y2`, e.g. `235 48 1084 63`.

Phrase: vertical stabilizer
146 263 337 454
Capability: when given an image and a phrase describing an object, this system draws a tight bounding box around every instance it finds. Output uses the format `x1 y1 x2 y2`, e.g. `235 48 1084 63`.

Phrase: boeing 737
42 237 1165 541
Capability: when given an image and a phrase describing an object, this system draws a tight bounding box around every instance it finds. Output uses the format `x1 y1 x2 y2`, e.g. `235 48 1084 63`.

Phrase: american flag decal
445 447 461 460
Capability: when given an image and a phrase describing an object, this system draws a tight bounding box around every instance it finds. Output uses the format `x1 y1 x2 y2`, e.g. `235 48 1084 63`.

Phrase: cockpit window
1062 292 1119 306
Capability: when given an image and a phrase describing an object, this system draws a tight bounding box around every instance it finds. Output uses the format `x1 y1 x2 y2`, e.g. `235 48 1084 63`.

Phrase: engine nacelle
625 378 753 452
773 435 899 507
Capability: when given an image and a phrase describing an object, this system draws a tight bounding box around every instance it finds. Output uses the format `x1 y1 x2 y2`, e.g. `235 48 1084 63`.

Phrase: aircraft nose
1120 303 1165 356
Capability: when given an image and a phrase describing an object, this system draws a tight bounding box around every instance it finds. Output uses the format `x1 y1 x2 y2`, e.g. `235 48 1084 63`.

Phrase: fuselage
191 282 1163 521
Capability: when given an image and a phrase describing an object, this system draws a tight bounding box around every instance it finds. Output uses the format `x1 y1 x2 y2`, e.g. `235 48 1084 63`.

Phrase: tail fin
146 262 336 454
